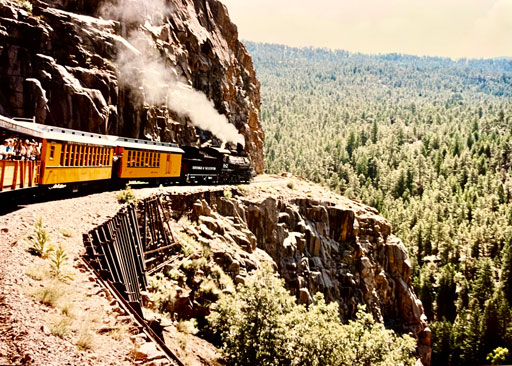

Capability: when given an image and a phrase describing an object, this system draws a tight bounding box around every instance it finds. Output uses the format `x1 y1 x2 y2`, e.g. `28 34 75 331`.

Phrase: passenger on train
0 136 40 160
0 139 10 160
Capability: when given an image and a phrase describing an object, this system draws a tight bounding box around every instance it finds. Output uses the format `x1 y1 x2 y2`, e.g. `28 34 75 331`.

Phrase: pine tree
501 238 512 303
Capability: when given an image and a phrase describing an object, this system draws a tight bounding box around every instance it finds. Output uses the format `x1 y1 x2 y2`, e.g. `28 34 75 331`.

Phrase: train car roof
0 115 184 153
0 116 117 146
114 137 183 153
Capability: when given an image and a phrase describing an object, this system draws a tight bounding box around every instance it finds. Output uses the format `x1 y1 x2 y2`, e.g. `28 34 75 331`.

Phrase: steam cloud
101 0 244 146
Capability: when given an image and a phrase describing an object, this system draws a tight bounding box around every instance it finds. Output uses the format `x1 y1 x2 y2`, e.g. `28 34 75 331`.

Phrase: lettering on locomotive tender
192 166 217 171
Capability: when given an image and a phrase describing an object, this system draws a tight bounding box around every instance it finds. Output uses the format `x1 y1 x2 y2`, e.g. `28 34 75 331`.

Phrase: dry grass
49 314 72 339
59 228 73 238
28 281 66 307
76 321 95 351
25 263 49 281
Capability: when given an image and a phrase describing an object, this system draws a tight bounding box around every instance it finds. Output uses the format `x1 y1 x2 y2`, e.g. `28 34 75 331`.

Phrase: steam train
0 115 253 198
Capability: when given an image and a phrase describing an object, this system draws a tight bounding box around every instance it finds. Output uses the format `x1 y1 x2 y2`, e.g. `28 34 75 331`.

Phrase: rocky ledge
162 175 431 365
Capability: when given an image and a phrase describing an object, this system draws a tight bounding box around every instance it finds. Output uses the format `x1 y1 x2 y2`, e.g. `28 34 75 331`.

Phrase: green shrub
50 244 73 281
177 318 199 335
208 265 416 366
116 185 136 204
487 347 509 365
27 218 53 258
14 0 32 13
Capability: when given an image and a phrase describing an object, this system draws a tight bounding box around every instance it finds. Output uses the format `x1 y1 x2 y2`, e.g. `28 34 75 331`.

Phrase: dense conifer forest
246 41 512 365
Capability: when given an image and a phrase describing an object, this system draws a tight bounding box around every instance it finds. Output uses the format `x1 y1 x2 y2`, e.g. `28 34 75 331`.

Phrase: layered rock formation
163 178 431 365
0 0 264 172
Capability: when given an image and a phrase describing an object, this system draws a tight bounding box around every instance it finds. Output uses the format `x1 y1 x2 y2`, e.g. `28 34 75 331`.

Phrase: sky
219 0 512 59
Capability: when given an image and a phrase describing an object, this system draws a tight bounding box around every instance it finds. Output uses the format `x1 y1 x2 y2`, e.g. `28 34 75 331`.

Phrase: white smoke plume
100 0 170 26
167 83 244 145
100 0 245 146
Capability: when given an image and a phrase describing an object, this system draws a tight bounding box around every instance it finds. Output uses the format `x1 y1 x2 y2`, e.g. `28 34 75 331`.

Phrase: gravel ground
0 176 288 365
0 188 140 365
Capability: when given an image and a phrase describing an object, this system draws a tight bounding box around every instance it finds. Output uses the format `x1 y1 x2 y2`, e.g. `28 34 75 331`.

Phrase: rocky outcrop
0 0 264 172
166 185 431 366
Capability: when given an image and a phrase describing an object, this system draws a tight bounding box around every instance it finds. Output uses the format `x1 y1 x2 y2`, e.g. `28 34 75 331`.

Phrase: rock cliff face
165 178 431 365
0 0 264 172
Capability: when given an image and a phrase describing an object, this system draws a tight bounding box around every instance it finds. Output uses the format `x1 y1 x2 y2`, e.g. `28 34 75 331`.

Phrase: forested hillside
247 42 512 365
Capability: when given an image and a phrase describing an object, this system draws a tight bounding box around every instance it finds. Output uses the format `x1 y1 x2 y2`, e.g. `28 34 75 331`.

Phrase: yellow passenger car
0 116 116 189
40 136 114 185
114 137 183 181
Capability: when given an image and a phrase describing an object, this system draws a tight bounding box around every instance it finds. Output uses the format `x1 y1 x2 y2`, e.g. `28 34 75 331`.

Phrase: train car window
79 145 84 166
150 152 154 167
101 148 105 166
85 146 89 166
108 149 112 165
49 145 55 160
136 151 140 167
63 145 68 166
105 148 108 166
94 147 98 166
144 151 149 167
157 153 160 167
60 145 66 166
69 145 74 166
74 145 79 166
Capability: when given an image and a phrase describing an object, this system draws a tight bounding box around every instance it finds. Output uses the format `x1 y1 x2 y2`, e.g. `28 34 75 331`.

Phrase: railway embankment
0 175 431 365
